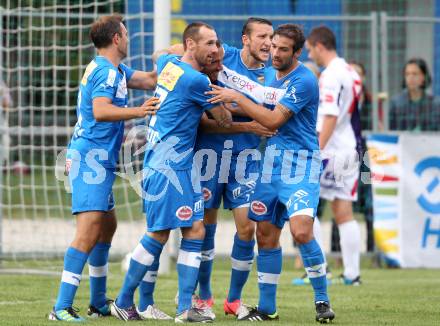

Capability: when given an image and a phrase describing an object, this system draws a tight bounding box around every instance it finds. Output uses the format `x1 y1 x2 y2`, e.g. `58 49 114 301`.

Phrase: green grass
0 259 439 325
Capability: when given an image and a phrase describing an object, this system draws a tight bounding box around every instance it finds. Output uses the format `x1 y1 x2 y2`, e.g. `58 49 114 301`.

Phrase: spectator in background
390 58 440 131
349 61 374 254
0 79 12 110
349 62 373 130
0 79 12 164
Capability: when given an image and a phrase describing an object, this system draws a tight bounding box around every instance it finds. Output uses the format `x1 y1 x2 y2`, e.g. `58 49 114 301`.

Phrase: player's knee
148 230 170 244
291 229 313 244
236 222 255 242
182 221 206 240
256 228 277 248
73 226 101 252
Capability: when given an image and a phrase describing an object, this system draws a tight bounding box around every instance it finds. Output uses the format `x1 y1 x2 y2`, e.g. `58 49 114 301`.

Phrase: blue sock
257 247 282 315
198 224 216 300
88 242 111 309
177 238 203 314
299 239 329 303
54 247 89 311
116 235 163 309
227 233 255 302
138 257 159 311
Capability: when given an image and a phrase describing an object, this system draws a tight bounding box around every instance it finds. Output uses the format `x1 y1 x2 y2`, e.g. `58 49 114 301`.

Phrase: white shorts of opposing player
319 150 360 202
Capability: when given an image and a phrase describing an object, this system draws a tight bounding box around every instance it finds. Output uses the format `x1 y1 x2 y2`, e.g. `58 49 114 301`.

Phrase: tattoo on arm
277 104 293 120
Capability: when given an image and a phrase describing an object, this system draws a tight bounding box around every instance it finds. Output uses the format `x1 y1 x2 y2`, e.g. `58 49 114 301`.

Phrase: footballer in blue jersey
50 15 159 323
112 22 232 323
207 24 335 323
190 18 275 318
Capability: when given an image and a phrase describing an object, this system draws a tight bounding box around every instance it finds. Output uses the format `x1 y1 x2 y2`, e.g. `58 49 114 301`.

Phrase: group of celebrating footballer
49 13 363 324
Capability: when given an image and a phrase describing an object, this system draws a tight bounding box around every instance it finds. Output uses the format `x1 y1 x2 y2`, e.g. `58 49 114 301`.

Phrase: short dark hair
90 14 124 49
402 57 432 89
182 22 215 50
242 17 272 36
274 23 305 53
348 60 366 76
307 26 336 51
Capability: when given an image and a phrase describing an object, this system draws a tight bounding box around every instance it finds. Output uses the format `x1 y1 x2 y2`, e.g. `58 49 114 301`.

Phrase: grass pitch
0 258 439 325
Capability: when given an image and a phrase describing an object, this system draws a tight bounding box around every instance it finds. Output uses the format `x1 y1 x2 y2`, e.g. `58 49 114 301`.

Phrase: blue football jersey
195 43 267 155
144 54 216 171
264 64 320 174
68 56 134 168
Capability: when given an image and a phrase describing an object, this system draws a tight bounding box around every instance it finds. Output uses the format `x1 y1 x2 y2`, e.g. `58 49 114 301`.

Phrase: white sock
338 220 361 280
313 218 328 268
313 217 324 249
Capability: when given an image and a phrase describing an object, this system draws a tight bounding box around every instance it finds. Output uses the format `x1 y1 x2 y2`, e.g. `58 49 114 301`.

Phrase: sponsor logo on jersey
176 205 193 221
265 89 278 102
158 62 184 91
221 70 258 92
251 200 268 215
203 187 212 201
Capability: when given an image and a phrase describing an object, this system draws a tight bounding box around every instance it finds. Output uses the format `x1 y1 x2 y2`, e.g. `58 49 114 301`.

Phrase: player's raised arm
207 84 291 131
93 96 159 121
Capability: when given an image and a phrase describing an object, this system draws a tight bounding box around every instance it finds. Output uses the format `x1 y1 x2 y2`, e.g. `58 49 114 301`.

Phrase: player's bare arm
208 104 233 128
127 70 157 90
152 44 185 64
207 84 291 131
318 114 338 150
222 102 250 117
93 96 159 121
200 113 275 137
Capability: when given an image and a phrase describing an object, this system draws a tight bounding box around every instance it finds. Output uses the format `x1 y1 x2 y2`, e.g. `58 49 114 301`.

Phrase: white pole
154 0 171 51
153 0 172 275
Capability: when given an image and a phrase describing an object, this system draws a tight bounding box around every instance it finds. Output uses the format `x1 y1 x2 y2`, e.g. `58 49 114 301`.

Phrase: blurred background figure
349 61 372 130
0 79 12 166
390 57 440 131
349 61 374 256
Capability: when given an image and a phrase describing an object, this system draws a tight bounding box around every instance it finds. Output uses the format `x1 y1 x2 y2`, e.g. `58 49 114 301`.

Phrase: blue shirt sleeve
190 73 216 111
222 43 239 58
119 63 135 81
91 66 117 100
157 54 177 73
279 76 316 114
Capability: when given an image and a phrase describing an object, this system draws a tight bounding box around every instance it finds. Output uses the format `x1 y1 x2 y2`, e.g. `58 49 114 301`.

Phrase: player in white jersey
306 26 362 285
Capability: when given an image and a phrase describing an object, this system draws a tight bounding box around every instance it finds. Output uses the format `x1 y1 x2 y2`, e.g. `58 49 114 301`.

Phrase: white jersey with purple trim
316 57 362 157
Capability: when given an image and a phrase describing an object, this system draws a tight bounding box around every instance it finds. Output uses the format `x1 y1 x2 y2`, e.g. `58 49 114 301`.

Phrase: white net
0 0 155 269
